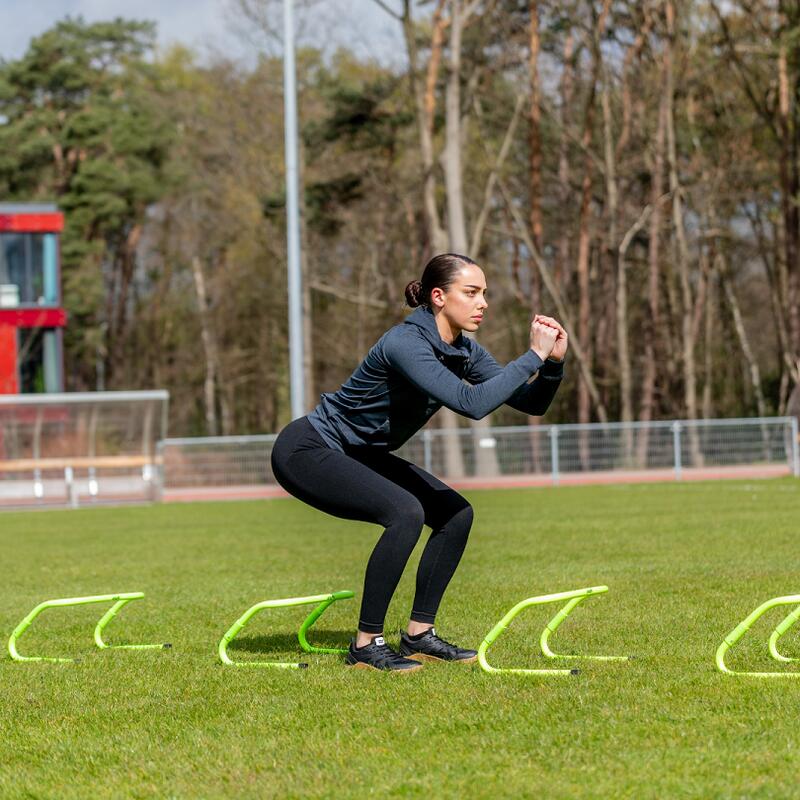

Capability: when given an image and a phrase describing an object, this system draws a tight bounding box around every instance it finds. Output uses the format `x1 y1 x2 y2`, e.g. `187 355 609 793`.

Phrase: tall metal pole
283 0 305 419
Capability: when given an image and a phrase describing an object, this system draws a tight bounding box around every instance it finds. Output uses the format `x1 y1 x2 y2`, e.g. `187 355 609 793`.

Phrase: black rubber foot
162 643 172 649
299 663 309 669
570 668 580 675
627 655 636 660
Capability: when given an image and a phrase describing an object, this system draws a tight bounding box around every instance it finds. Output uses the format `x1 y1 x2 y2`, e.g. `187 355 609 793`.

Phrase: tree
0 17 172 389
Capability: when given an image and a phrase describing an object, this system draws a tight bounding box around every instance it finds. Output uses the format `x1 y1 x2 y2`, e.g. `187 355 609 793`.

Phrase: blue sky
0 0 405 64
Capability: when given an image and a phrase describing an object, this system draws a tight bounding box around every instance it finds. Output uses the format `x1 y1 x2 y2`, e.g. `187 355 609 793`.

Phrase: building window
0 233 59 306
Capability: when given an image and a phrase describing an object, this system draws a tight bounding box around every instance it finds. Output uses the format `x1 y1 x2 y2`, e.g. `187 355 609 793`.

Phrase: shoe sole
345 660 424 673
405 652 478 664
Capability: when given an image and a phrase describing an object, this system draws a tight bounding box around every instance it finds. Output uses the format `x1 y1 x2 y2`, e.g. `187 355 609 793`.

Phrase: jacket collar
403 306 469 358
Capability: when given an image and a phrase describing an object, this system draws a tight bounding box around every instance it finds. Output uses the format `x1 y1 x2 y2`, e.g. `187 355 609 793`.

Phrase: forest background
1 0 799 438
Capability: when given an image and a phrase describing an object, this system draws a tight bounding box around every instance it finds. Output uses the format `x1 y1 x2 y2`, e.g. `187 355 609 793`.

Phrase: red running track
163 464 794 503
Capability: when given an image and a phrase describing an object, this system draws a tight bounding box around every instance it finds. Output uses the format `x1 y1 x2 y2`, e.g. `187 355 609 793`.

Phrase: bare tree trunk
602 57 626 429
402 0 449 254
555 31 575 292
529 1 543 255
618 206 653 462
191 255 219 436
576 83 596 429
718 255 767 418
575 1 610 467
664 0 701 465
444 0 468 255
638 26 669 466
444 0 498 478
702 264 716 419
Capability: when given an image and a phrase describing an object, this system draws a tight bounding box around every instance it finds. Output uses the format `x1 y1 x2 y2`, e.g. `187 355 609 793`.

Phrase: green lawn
2 479 800 799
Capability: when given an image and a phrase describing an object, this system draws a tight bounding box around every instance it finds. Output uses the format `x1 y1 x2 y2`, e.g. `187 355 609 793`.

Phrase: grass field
2 479 800 799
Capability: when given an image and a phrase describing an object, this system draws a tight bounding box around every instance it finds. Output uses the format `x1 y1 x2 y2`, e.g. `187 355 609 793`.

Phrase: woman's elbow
455 404 488 421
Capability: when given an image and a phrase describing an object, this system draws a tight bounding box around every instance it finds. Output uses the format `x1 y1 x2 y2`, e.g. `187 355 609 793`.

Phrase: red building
0 203 66 394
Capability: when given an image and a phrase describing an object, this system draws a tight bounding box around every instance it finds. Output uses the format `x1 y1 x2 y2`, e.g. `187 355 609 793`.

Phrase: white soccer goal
0 391 168 508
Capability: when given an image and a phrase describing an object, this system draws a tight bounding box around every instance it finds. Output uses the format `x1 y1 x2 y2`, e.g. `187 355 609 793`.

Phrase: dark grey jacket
307 305 564 451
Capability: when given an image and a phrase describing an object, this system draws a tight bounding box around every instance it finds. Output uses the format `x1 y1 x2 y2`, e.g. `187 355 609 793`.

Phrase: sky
0 0 405 65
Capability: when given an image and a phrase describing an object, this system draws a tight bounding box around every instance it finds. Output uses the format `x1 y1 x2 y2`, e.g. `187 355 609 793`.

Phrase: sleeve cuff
540 357 565 379
517 349 545 375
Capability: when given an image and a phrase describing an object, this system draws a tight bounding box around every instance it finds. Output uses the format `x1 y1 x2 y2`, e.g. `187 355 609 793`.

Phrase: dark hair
404 253 478 308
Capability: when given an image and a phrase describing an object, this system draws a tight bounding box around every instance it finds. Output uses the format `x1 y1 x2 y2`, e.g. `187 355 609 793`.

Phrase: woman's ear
430 287 445 308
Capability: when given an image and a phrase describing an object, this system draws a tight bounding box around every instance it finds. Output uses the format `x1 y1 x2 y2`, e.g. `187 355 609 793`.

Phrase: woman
270 253 567 672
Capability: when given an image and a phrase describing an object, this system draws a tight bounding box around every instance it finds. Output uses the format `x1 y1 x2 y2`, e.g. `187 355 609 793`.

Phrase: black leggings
270 417 473 634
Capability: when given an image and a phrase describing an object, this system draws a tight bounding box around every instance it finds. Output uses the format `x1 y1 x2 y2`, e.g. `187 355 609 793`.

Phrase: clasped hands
530 315 568 363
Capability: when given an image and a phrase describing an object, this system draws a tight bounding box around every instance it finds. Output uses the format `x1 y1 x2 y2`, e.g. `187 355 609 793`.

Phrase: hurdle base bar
479 585 630 676
8 592 168 663
717 594 800 677
94 597 171 651
218 590 354 669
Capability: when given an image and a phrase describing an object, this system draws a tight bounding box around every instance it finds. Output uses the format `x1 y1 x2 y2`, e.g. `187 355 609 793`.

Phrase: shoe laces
416 629 461 656
367 637 409 667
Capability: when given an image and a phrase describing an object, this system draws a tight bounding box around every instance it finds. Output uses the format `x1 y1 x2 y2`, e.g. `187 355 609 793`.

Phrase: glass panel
42 234 58 304
0 233 56 305
0 233 25 305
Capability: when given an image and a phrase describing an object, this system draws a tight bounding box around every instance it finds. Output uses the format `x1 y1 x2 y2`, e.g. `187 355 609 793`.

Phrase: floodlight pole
283 0 305 419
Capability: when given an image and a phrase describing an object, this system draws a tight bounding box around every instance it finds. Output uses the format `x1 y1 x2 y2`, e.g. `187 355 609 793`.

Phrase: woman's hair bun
404 279 423 308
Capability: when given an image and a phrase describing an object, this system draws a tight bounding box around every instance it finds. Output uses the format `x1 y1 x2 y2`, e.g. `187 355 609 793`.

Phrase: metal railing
161 416 800 492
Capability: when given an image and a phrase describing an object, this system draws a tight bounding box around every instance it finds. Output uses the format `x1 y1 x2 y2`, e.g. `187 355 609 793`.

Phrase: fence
162 416 800 500
2 413 795 507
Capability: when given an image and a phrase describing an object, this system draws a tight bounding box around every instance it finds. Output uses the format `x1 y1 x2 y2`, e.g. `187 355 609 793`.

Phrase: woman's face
431 264 488 335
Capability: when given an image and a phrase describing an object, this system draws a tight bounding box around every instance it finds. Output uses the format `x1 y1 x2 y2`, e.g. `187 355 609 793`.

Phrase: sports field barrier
162 416 799 501
1 406 797 507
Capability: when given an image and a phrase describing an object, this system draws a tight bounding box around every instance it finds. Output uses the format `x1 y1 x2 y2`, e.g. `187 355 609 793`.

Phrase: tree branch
309 280 389 309
469 92 525 258
369 0 402 21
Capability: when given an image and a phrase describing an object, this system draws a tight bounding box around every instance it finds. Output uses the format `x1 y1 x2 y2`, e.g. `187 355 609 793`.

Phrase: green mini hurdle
219 590 354 669
8 592 170 663
479 585 631 676
717 594 800 677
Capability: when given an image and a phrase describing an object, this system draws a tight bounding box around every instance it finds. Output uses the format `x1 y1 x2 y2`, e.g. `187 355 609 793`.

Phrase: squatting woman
270 253 568 672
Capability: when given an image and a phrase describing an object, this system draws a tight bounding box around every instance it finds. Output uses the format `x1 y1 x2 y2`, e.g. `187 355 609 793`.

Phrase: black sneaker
344 635 423 673
399 628 478 664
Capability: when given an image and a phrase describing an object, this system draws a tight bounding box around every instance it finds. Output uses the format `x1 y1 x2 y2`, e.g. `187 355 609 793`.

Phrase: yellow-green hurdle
8 592 170 663
717 594 800 677
479 585 632 676
218 590 354 669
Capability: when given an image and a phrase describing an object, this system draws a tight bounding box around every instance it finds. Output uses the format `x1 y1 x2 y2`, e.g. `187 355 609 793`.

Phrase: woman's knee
389 499 426 533
430 493 473 532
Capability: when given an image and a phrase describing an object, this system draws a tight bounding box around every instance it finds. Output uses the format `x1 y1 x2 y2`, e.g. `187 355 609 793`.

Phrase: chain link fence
162 416 799 497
